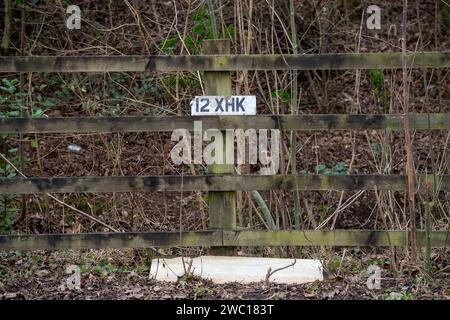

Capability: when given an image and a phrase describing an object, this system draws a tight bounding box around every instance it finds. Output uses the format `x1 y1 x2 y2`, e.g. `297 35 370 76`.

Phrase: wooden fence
0 40 449 251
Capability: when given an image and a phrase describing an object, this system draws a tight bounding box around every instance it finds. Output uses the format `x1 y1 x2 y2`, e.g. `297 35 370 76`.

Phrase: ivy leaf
33 109 45 118
7 111 20 117
160 36 178 51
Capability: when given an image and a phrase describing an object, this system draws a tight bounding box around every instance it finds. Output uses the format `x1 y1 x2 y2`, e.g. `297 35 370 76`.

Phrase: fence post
203 39 236 256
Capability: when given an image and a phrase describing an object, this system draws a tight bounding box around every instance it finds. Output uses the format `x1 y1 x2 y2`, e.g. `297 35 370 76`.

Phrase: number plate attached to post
191 96 256 115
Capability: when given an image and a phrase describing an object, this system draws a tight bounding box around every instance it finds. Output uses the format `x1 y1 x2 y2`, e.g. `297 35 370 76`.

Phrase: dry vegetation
0 0 449 299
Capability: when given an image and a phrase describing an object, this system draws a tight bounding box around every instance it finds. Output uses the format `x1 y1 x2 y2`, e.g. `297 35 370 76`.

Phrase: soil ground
1 249 448 300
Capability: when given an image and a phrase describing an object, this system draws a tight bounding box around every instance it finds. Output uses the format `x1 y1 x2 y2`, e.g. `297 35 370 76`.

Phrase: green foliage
195 23 234 42
0 202 19 233
0 78 48 119
158 74 200 100
307 162 350 175
141 248 153 268
35 94 55 111
300 162 350 175
0 154 20 233
159 5 236 55
179 271 197 283
223 24 236 41
369 257 390 268
193 286 214 300
308 284 322 295
271 90 291 104
326 256 341 273
107 73 127 109
0 77 47 233
0 78 19 94
55 83 71 99
0 79 20 233
192 5 213 40
370 142 381 158
93 262 115 274
385 291 416 300
160 36 178 54
0 79 24 118
369 70 384 96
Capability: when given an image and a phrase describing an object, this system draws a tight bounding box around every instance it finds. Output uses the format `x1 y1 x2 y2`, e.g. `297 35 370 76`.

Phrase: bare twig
265 259 296 285
1 0 12 55
289 0 301 232
402 0 417 261
0 153 119 232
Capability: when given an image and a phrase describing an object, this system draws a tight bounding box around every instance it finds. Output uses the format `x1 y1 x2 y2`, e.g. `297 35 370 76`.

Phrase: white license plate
191 96 256 115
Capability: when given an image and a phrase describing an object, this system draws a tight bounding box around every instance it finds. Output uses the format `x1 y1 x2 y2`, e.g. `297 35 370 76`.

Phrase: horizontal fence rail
1 114 449 133
1 175 449 194
0 230 448 250
1 52 450 73
224 230 450 247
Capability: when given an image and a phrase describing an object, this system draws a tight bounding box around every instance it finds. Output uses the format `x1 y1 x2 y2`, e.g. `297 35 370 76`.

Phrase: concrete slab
149 256 323 284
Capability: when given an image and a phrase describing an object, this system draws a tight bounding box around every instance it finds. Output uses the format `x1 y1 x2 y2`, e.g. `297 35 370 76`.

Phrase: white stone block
149 256 323 284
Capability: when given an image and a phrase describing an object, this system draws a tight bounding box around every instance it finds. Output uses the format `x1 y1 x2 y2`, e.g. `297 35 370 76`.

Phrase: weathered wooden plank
0 174 449 194
0 52 449 73
1 114 449 133
223 230 450 247
0 231 223 250
204 39 237 256
0 230 447 250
